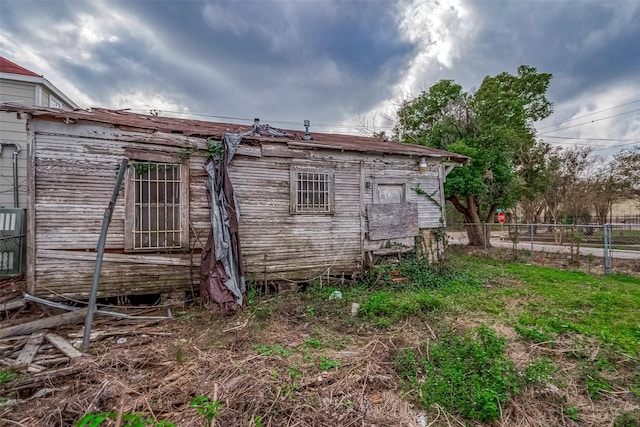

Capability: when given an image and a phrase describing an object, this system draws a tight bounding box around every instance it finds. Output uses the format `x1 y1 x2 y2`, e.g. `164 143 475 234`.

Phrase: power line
133 108 396 131
538 108 640 135
128 108 637 148
537 98 640 131
545 140 607 147
542 135 639 142
592 141 640 152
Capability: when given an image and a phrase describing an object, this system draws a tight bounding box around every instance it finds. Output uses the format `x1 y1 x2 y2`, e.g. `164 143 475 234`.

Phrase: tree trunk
483 204 498 247
448 195 486 246
466 223 485 246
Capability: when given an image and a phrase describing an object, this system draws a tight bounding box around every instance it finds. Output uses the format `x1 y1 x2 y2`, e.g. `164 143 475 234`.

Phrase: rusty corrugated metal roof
0 103 469 163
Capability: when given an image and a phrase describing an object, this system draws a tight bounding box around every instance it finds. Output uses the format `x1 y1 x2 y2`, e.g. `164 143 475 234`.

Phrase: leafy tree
542 147 593 224
541 146 638 225
518 142 555 224
588 163 624 224
613 146 640 200
587 146 640 223
395 66 553 245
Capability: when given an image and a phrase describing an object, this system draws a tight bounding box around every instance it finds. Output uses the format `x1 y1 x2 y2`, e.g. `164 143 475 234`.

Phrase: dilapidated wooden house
1 104 468 300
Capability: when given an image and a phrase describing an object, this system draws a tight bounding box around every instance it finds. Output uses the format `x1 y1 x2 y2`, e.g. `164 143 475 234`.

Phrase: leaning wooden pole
83 158 128 352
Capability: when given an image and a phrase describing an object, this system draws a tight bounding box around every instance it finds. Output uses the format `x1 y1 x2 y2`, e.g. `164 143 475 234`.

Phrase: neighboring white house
0 56 78 208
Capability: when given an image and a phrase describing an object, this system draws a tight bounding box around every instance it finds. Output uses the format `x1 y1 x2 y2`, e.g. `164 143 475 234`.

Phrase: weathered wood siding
229 149 363 281
28 118 448 298
28 120 210 299
229 149 445 280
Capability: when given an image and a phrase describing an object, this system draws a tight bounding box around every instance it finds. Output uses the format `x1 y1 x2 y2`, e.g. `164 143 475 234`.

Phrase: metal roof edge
0 103 470 164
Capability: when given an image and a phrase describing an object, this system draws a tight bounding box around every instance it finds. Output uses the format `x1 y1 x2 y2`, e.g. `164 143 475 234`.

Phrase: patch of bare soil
1 280 639 426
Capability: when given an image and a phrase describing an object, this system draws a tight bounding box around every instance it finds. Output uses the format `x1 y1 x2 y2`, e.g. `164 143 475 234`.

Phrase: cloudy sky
1 0 639 158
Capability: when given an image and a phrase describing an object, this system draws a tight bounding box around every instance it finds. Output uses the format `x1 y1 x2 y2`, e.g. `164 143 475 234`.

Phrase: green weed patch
396 325 520 423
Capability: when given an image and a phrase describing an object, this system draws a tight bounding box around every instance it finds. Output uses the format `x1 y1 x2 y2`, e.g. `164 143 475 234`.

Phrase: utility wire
592 141 640 152
128 108 638 150
538 108 640 135
537 98 640 131
130 108 395 131
542 135 639 142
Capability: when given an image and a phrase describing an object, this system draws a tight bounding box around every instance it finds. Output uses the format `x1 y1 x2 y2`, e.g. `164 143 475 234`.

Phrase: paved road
448 232 640 260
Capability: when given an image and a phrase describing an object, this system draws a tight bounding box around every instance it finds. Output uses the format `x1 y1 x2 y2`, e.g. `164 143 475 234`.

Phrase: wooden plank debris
0 308 88 339
7 365 82 393
0 298 26 312
46 333 83 358
16 331 46 366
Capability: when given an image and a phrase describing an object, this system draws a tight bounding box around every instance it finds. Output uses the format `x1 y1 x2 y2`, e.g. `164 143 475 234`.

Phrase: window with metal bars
125 161 188 251
290 169 334 214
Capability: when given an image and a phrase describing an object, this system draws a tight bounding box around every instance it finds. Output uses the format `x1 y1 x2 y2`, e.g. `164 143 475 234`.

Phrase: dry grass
1 269 639 426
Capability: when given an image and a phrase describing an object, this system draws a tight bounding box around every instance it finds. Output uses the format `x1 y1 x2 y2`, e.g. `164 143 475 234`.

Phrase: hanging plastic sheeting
201 132 250 311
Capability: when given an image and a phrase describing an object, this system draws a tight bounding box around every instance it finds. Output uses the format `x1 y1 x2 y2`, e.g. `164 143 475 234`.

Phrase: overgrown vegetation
0 369 17 386
189 395 223 424
6 251 640 426
76 412 174 426
396 325 520 422
395 65 554 246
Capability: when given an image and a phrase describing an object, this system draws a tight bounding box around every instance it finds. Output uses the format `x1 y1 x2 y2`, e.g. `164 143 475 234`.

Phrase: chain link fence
447 223 640 276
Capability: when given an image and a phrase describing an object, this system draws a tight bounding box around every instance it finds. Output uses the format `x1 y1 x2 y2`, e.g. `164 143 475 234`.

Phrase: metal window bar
296 172 329 213
133 163 182 249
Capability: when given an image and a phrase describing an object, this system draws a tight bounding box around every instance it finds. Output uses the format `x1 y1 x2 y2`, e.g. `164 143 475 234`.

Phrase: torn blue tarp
200 132 251 310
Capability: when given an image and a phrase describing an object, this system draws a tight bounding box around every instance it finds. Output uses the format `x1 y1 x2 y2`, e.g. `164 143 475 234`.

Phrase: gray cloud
0 0 638 154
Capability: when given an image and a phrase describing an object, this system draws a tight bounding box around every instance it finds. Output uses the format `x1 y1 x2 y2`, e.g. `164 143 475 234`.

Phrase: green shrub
190 396 222 424
395 348 418 381
563 406 581 421
360 292 393 317
0 369 17 385
253 344 291 357
319 356 341 371
304 337 322 349
360 291 445 322
581 357 613 400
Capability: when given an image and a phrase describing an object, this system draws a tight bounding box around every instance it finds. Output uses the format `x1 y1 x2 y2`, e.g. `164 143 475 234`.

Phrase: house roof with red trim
0 56 42 77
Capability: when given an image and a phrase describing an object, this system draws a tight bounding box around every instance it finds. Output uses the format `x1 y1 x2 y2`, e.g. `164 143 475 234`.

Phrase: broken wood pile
0 277 172 376
0 287 88 374
1 331 83 373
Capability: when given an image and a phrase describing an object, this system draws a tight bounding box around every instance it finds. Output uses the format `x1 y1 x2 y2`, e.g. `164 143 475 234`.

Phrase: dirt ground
1 250 639 427
1 289 424 427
